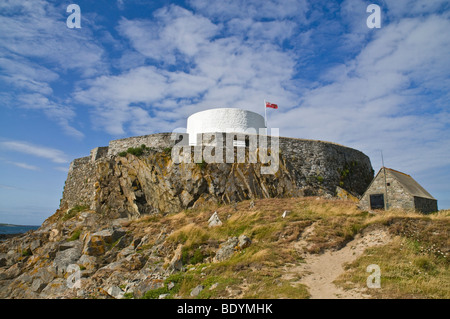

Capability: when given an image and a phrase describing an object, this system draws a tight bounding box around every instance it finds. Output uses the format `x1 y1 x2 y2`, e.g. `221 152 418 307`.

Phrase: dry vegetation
128 198 449 299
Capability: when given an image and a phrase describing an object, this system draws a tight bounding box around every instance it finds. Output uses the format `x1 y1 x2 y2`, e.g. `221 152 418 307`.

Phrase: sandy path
285 226 391 299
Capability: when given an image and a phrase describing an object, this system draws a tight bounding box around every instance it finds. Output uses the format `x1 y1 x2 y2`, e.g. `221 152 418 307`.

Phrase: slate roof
384 168 435 200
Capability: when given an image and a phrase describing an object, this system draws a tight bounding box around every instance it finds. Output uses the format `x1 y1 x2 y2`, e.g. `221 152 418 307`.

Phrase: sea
0 224 40 239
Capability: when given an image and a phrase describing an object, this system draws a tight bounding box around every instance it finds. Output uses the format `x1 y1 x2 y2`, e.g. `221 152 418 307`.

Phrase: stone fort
61 108 374 218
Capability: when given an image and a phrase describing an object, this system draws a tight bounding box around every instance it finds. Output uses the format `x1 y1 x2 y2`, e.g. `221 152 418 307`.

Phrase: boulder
123 253 145 271
92 228 126 244
0 254 6 267
53 243 82 275
190 285 204 297
237 235 252 249
168 244 184 272
107 285 125 299
41 278 69 298
30 278 47 293
208 212 222 227
33 266 56 285
77 254 98 272
213 237 238 262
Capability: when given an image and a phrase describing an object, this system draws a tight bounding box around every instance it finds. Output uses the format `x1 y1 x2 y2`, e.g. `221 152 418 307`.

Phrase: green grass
132 198 449 299
68 229 82 241
335 237 449 299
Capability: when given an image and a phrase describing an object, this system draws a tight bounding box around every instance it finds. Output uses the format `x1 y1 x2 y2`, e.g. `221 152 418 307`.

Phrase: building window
386 183 390 186
370 194 385 210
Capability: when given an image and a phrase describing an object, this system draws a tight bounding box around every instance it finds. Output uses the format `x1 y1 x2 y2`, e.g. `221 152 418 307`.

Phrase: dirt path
285 226 391 299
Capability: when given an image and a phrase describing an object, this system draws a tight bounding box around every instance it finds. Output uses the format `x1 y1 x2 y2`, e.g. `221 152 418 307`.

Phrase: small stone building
359 167 437 213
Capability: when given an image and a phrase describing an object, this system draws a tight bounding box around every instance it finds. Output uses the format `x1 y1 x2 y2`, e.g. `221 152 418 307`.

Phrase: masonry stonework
359 168 437 213
61 132 374 215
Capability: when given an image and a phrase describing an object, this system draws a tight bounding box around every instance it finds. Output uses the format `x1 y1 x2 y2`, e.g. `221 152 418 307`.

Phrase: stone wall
414 196 438 214
63 156 96 209
61 133 374 213
278 137 373 196
107 133 187 156
90 147 109 162
359 169 415 210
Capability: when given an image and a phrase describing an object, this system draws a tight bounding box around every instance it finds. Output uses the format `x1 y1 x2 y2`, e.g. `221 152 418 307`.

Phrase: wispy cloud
0 140 69 164
75 4 299 135
273 12 450 175
0 0 105 138
9 161 39 171
0 184 18 190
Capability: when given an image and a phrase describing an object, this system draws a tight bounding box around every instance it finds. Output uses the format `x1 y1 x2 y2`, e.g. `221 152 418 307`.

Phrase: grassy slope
127 197 449 299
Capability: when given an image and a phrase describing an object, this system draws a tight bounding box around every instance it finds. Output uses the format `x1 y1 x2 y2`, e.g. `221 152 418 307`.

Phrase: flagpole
264 99 267 128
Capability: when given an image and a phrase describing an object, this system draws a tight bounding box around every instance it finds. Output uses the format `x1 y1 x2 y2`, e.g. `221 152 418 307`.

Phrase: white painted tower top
186 108 266 145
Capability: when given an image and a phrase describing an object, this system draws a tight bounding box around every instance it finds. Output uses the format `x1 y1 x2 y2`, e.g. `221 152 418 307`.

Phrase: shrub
142 286 169 299
119 144 149 157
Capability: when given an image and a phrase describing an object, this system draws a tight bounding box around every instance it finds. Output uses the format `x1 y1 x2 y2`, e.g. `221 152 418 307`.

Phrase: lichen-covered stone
60 134 374 219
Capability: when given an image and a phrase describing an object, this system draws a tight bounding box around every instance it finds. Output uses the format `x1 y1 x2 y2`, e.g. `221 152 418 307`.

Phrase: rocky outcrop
62 141 373 220
0 134 375 299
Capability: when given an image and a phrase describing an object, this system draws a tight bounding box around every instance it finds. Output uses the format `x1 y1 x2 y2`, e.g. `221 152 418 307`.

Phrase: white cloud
16 93 84 139
10 161 39 171
118 5 219 64
0 0 105 75
0 0 106 138
76 4 299 135
272 13 450 176
0 56 59 95
188 0 309 21
0 140 69 164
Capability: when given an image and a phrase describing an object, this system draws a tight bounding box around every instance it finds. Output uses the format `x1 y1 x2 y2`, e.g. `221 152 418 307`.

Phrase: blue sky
0 0 449 225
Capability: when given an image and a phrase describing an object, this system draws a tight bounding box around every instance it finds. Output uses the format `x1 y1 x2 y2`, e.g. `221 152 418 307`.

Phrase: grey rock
237 235 251 249
0 253 7 267
34 266 56 284
168 244 183 272
214 237 238 262
30 239 41 252
41 278 69 298
107 285 125 299
92 228 126 244
208 212 222 227
59 240 81 251
53 242 82 275
77 254 97 272
30 278 47 293
190 285 204 297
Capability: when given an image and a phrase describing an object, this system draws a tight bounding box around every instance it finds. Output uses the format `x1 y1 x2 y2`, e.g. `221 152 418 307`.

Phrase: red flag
265 101 278 109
